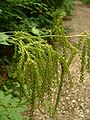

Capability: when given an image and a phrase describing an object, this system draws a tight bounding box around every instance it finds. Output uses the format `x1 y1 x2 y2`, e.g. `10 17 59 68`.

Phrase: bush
0 0 53 34
0 0 74 33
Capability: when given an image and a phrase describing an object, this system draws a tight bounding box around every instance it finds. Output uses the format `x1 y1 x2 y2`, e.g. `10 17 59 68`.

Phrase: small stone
69 107 72 110
80 114 84 118
77 107 80 110
62 102 65 105
86 109 89 113
78 99 81 101
72 100 76 103
80 103 84 108
68 101 71 104
68 94 71 97
66 90 69 93
62 111 65 114
62 106 65 110
66 97 70 100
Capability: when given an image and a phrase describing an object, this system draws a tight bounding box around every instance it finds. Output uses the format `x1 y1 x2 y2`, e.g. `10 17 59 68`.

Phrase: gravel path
56 55 90 120
59 1 90 120
64 0 90 43
64 1 90 34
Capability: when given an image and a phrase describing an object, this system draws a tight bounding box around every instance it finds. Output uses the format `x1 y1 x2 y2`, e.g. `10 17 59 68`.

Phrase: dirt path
64 1 90 43
57 1 90 120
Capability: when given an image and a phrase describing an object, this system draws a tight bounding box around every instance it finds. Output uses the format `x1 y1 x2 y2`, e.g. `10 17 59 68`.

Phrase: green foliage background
80 0 90 3
0 0 74 33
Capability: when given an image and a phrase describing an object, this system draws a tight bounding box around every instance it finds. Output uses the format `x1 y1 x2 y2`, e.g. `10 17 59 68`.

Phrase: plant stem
3 31 90 38
54 63 65 111
31 34 90 38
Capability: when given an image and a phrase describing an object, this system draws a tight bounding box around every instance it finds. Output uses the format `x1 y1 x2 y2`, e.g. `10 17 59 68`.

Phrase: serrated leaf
0 115 9 120
13 112 23 120
10 98 20 106
3 94 12 105
9 110 23 120
0 90 25 120
0 107 6 114
8 107 24 120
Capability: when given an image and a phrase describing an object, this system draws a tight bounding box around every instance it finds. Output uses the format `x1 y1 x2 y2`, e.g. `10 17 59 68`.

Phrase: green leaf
0 33 9 45
13 112 23 120
0 90 25 120
2 94 12 105
0 42 9 45
0 91 4 100
0 33 8 41
0 9 2 14
0 107 6 115
0 115 9 120
32 27 40 35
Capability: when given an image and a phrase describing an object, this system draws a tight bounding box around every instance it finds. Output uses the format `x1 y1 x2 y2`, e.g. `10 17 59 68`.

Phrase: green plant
62 0 74 15
0 90 25 120
0 1 90 119
77 33 90 81
0 32 9 45
0 31 90 119
0 0 75 35
80 0 90 3
9 31 69 118
0 0 55 34
0 26 70 118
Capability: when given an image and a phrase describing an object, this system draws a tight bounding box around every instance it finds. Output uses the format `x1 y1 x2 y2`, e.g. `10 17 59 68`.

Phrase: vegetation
0 90 25 120
80 0 90 3
0 0 90 120
0 0 74 33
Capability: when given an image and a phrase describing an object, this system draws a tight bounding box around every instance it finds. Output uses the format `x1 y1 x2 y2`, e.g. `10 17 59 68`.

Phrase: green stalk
80 43 86 82
54 62 65 111
35 34 90 39
87 39 90 73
